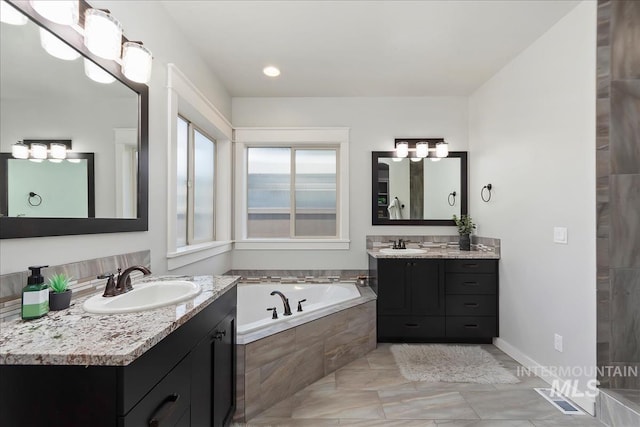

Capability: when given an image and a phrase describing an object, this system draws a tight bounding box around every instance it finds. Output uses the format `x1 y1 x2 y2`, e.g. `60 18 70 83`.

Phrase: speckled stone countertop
0 275 239 367
367 248 500 259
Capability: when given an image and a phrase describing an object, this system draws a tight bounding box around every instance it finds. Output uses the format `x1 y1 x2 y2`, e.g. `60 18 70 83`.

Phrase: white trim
235 239 350 250
166 64 233 268
493 337 596 415
113 128 137 218
234 127 350 248
167 241 233 270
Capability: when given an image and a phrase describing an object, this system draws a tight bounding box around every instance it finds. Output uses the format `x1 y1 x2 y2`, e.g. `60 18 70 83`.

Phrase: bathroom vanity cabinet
0 286 236 427
370 256 498 343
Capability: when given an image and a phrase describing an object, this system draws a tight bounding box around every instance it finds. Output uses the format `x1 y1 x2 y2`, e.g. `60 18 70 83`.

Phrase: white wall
468 1 596 412
0 2 232 276
231 97 467 269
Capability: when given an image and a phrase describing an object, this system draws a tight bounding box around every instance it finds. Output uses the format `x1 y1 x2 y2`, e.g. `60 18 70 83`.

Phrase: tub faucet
270 290 292 316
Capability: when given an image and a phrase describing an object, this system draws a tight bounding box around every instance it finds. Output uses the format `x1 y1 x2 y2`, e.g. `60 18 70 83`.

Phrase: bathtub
237 282 361 334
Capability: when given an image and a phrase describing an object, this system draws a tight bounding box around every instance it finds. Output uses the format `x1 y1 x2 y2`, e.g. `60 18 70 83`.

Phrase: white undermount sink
83 280 201 314
379 248 427 255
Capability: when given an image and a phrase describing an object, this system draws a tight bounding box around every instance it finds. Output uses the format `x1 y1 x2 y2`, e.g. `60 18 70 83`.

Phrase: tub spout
270 290 292 316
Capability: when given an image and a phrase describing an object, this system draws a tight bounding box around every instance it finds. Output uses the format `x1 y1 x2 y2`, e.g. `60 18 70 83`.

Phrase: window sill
234 239 350 250
167 240 233 270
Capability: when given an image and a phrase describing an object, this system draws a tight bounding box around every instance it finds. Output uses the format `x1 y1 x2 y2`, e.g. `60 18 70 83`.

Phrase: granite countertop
367 248 500 259
0 275 239 367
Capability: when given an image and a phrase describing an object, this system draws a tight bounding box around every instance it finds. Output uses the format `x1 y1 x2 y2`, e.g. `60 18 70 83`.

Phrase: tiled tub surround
234 281 377 422
0 250 150 323
366 234 501 257
0 275 239 366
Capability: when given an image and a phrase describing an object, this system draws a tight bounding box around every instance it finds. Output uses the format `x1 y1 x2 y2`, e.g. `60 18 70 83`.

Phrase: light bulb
416 142 428 158
1 1 28 25
30 143 47 159
395 142 409 158
430 157 442 162
12 142 29 159
263 66 280 77
50 143 67 159
436 141 449 158
410 157 422 162
30 0 78 25
84 59 115 84
121 42 152 83
39 27 80 60
84 9 122 60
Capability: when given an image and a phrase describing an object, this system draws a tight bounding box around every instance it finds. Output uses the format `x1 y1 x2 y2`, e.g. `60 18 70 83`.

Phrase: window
247 147 337 238
235 127 350 250
176 115 216 247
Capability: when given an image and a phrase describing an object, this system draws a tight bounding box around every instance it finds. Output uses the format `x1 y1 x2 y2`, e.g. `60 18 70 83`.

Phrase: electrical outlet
554 334 563 352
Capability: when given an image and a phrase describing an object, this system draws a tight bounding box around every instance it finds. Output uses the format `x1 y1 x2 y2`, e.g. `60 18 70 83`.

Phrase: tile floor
235 344 605 426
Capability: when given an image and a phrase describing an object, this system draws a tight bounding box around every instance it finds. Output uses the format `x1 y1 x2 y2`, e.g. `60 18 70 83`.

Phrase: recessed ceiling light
263 66 280 77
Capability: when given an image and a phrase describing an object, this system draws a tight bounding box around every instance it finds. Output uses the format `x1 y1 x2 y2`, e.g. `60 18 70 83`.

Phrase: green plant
452 214 476 235
48 273 70 293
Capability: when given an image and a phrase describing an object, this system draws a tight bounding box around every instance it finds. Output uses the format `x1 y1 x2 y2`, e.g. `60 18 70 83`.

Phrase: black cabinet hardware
267 307 278 319
148 393 180 427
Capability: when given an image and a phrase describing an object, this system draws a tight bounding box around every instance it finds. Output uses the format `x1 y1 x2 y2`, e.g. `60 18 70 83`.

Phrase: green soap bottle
21 265 50 320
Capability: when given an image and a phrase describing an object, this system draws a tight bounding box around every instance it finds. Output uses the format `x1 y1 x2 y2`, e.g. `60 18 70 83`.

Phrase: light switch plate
553 227 568 244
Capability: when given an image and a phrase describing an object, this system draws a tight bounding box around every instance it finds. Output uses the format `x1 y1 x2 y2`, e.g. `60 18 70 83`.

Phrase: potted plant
453 214 476 251
48 273 72 311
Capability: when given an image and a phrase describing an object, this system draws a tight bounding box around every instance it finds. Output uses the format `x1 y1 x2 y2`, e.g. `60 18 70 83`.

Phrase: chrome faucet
99 265 151 297
270 290 292 316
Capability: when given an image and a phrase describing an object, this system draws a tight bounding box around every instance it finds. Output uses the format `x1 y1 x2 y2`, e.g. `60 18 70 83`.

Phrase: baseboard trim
493 337 596 415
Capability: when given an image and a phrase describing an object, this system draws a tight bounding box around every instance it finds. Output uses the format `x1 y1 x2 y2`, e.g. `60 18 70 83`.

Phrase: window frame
166 64 233 270
178 115 217 246
235 127 350 250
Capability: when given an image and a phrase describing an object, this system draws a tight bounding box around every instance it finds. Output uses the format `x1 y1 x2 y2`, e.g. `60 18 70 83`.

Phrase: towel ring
28 192 42 207
448 191 456 206
481 184 492 202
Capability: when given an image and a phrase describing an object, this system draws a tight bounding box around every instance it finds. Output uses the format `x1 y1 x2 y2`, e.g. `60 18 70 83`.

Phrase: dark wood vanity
0 286 236 427
369 256 498 343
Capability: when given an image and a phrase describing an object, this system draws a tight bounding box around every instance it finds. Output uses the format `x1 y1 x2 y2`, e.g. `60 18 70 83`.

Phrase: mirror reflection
372 151 468 225
0 12 139 219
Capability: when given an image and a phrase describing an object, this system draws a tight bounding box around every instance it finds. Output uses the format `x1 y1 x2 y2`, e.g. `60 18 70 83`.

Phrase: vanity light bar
394 138 449 159
11 140 73 160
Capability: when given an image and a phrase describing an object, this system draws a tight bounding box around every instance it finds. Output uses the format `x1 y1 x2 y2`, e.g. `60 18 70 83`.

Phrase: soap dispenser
21 265 50 320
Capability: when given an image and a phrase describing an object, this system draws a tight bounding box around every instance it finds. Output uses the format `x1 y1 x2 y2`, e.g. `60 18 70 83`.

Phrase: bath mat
390 344 520 384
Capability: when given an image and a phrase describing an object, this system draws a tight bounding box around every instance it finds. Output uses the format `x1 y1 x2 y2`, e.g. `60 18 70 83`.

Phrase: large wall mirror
0 1 148 239
372 151 468 226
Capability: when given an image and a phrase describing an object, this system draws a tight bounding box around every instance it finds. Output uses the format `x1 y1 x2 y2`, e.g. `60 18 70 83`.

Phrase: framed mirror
0 1 148 239
372 151 468 226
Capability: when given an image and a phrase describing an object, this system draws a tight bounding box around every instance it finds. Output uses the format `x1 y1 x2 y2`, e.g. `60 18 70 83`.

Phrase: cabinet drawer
120 353 191 427
446 295 496 316
446 259 497 273
446 273 497 294
378 316 445 340
446 316 497 338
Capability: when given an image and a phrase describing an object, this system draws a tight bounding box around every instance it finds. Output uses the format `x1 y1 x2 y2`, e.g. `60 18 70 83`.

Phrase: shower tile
610 81 640 174
611 0 640 79
596 98 610 138
597 0 611 47
246 329 296 368
610 268 640 362
610 175 640 268
597 46 610 99
596 146 610 179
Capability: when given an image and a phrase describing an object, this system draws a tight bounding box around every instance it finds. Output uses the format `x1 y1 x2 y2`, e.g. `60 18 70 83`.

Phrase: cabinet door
191 311 236 427
212 313 235 427
410 259 445 316
377 259 411 315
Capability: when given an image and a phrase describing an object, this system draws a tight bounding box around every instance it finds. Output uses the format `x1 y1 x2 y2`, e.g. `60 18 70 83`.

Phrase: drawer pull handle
213 330 226 340
464 324 479 328
149 393 180 427
464 303 479 307
404 323 419 328
463 263 479 268
463 281 479 286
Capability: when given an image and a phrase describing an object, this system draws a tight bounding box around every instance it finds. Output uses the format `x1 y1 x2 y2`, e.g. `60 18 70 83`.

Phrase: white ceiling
161 0 579 97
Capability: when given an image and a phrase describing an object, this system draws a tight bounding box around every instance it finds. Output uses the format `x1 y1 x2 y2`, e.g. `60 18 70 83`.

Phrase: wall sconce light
11 140 72 162
1 1 28 25
12 0 153 84
394 138 450 160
